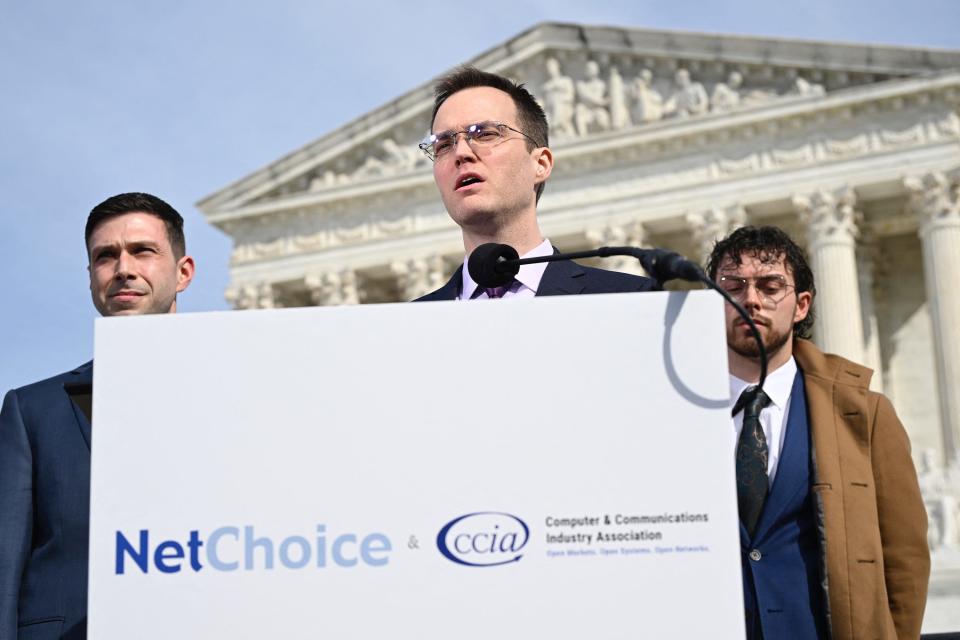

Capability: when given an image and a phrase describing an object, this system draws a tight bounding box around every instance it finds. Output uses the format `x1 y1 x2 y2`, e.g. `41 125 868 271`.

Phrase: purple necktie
485 285 510 299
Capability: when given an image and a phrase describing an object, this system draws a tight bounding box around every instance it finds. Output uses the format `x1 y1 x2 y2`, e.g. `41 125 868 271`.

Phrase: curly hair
705 225 816 339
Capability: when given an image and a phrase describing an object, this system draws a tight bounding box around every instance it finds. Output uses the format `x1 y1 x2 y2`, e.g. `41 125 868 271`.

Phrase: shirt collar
729 356 797 410
461 238 553 299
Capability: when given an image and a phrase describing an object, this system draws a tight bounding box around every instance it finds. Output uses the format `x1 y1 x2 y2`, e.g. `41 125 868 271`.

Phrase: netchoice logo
115 525 391 574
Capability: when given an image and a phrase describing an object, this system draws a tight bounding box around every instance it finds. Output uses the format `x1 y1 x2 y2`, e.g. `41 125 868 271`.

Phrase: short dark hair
432 66 550 201
85 192 186 258
706 225 816 339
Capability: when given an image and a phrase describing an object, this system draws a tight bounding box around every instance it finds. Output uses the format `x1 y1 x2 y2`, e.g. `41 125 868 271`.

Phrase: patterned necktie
734 386 772 537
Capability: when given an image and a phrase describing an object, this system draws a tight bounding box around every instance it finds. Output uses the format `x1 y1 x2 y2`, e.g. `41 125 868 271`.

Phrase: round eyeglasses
718 275 796 308
418 121 541 161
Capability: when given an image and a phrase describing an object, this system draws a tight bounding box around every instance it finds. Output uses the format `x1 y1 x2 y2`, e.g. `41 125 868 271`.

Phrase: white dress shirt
460 238 553 300
729 356 798 485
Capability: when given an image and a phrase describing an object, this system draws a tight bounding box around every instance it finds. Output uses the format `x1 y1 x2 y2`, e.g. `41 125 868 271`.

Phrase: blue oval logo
436 512 530 567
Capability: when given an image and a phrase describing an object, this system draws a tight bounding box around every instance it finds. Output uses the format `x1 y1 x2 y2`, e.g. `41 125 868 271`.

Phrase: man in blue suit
0 192 195 639
708 226 928 639
416 67 654 301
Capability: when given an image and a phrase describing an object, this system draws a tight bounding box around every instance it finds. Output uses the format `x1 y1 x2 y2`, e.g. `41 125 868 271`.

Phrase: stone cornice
207 72 960 232
527 23 960 76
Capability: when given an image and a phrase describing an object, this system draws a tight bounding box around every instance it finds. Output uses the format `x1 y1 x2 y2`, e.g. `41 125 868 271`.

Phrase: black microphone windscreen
468 243 520 288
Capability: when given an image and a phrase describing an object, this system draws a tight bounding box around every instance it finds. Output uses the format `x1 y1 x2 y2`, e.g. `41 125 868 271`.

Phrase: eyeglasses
717 275 795 308
418 121 541 162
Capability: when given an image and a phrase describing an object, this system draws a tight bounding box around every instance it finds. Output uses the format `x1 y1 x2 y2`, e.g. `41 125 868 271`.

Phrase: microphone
467 243 520 288
467 243 704 289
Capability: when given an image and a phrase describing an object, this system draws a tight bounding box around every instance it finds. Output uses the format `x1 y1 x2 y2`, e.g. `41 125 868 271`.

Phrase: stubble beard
729 323 792 361
727 310 794 363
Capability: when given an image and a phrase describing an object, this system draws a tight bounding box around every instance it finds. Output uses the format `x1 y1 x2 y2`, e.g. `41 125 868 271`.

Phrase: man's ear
533 146 553 184
794 290 812 323
176 256 196 293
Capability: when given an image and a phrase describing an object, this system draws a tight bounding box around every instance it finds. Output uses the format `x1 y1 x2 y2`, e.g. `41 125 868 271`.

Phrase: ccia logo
436 512 530 567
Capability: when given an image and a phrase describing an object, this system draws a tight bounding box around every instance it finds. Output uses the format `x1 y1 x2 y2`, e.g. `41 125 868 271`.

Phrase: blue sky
2 0 959 393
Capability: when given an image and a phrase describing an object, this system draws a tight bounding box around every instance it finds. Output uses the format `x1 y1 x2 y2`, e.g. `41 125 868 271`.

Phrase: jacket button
749 549 762 562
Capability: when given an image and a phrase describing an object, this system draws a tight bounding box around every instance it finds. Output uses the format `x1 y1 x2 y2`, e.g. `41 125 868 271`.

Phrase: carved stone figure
740 87 778 107
919 449 960 551
353 138 427 179
310 170 349 191
710 71 743 112
608 66 632 130
668 68 709 117
629 68 663 124
575 60 611 136
791 76 826 97
542 57 577 137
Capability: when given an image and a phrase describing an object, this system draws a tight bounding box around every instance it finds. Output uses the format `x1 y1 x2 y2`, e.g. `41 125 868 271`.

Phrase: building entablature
199 22 960 221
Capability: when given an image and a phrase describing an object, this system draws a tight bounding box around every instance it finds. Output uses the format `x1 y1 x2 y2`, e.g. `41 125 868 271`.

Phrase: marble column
793 187 865 364
686 204 747 265
856 235 884 393
585 221 648 276
906 172 960 465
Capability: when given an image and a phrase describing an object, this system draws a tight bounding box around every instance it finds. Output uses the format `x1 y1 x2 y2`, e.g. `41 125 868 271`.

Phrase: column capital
585 221 648 276
585 220 646 247
225 282 274 309
306 269 360 306
685 204 746 263
904 172 960 236
225 284 255 310
256 282 276 309
391 255 447 300
793 186 859 247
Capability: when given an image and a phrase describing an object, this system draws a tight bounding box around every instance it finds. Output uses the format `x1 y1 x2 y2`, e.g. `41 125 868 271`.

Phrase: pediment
197 22 960 222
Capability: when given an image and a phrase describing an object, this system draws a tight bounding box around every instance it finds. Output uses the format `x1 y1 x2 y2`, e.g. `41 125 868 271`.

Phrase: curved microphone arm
468 243 768 394
586 246 768 392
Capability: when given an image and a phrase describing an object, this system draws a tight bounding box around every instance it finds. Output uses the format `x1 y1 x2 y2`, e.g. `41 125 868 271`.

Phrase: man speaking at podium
0 193 195 639
708 226 928 639
415 67 654 301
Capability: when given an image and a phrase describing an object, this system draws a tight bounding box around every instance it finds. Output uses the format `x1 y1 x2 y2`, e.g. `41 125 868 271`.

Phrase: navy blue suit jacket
415 256 656 301
740 372 826 639
0 362 93 640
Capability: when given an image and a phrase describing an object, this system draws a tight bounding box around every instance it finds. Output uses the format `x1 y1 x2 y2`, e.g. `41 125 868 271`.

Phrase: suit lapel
63 360 93 450
420 266 462 301
535 258 587 297
752 371 809 540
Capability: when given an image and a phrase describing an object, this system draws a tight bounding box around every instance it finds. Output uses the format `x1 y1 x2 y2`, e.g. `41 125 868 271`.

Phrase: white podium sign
88 291 744 638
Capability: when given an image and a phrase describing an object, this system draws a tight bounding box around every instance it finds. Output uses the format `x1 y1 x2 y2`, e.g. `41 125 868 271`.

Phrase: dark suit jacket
415 257 656 301
740 371 825 639
0 362 93 640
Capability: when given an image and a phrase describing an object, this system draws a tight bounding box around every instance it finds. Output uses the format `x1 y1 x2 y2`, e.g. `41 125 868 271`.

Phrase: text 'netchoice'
115 525 392 574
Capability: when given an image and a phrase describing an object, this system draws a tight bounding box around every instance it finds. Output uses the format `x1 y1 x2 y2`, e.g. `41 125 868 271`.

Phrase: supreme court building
198 23 960 629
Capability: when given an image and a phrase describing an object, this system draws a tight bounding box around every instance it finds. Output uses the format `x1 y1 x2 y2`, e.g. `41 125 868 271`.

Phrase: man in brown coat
707 226 929 639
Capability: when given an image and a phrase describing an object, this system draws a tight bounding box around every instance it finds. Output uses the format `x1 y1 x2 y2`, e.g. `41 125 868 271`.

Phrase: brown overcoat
794 339 930 639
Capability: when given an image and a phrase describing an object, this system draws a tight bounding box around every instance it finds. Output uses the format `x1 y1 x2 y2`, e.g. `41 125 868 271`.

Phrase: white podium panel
88 291 743 639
